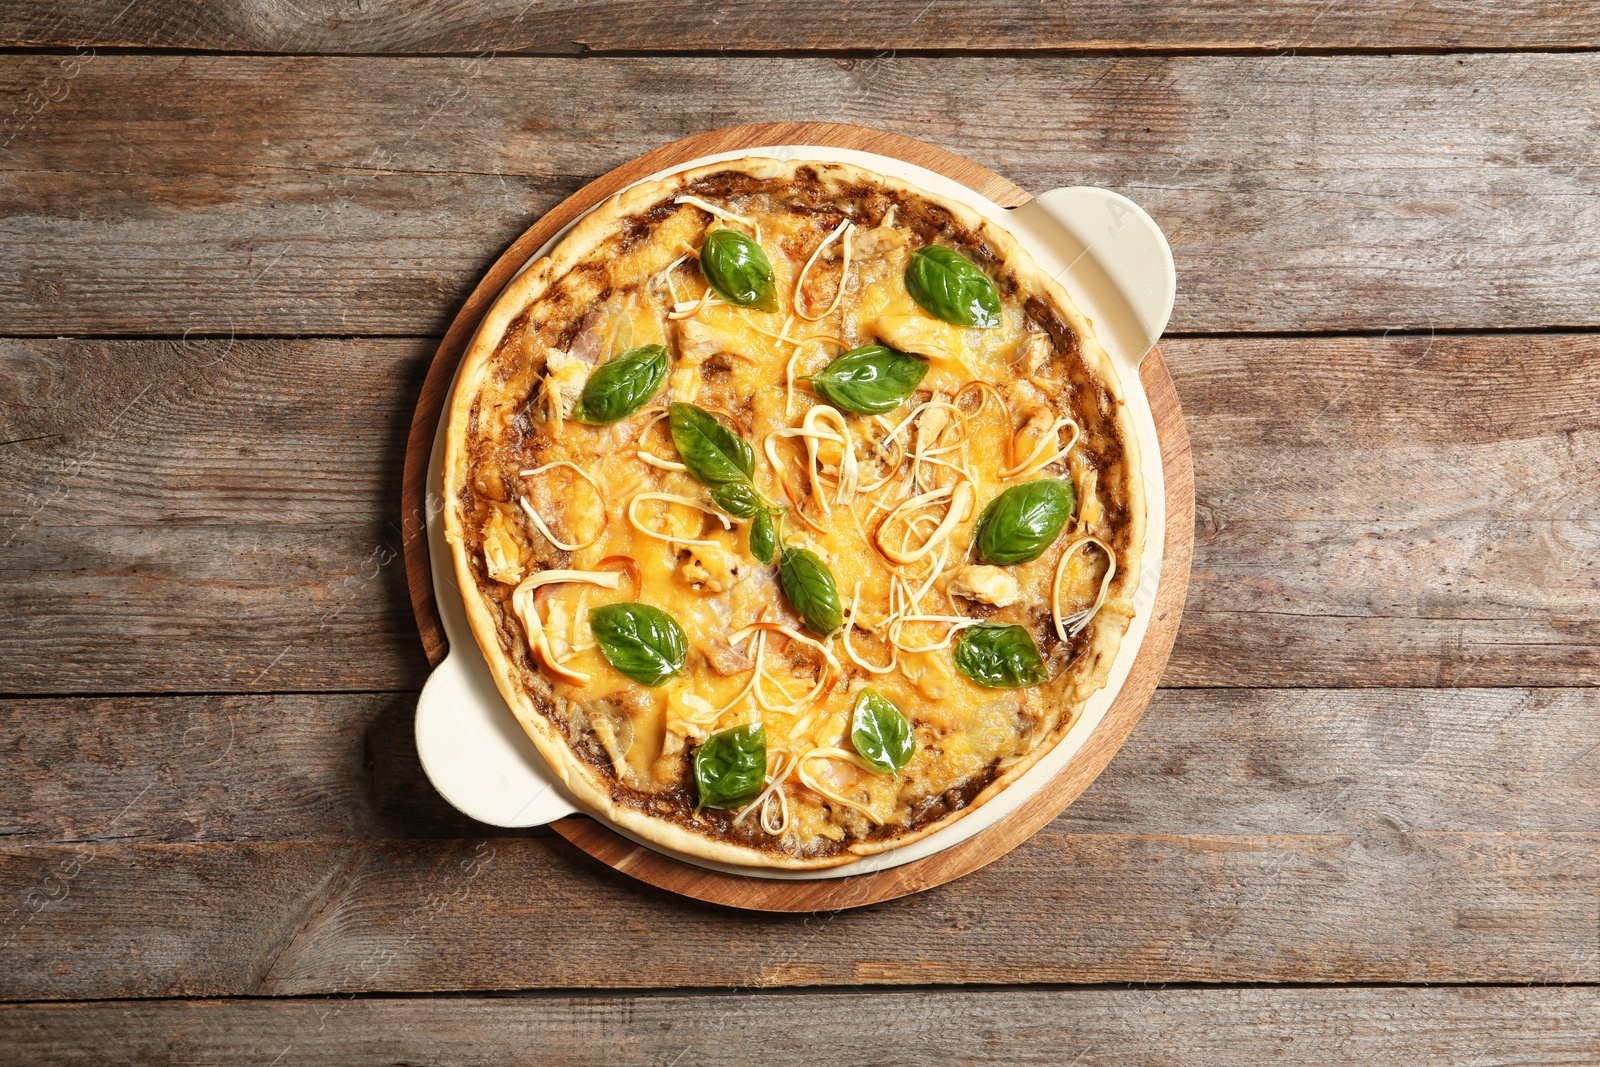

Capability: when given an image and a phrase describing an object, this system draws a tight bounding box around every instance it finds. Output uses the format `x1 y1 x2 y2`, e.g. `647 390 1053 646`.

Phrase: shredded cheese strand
883 541 974 653
910 399 970 492
566 587 593 653
855 417 908 494
873 481 974 565
762 431 828 532
745 318 852 352
841 582 898 675
728 622 838 715
759 786 790 835
908 539 949 609
734 749 796 834
714 632 766 718
627 493 733 550
651 251 691 299
731 622 842 671
796 748 885 824
1052 536 1117 641
509 570 624 684
667 285 724 321
756 658 824 716
516 462 608 552
955 380 1014 470
637 453 689 472
889 615 980 654
1003 416 1082 480
916 452 980 488
746 315 802 350
713 625 836 719
756 673 814 714
870 397 971 496
804 405 858 507
878 399 966 455
793 219 855 322
633 408 688 471
674 195 754 228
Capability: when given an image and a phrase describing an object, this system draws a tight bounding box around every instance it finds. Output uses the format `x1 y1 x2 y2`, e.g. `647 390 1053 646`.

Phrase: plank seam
2 979 1599 1007
3 46 1600 59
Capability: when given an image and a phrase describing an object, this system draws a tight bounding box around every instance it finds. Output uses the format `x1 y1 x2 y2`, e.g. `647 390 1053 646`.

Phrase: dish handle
414 650 580 828
1008 187 1176 373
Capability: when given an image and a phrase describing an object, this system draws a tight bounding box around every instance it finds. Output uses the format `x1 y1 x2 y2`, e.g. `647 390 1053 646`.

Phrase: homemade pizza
443 157 1144 869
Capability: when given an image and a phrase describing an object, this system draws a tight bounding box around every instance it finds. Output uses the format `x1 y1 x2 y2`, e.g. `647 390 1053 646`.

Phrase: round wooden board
401 122 1195 912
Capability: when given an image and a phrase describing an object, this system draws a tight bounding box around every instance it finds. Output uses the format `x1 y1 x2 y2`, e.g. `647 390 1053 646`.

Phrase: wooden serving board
401 122 1194 911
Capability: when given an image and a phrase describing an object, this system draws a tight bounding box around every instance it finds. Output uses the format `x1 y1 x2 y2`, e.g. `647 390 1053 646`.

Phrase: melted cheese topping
472 194 1120 850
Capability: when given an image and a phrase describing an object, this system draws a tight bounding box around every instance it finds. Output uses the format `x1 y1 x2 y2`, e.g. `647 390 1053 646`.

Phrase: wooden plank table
1 4 1596 1062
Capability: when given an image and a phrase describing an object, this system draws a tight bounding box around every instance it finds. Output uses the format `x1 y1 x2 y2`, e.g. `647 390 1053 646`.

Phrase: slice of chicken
1012 331 1050 375
481 503 526 585
850 224 909 260
1076 468 1103 531
948 564 1022 607
676 316 741 364
542 349 589 427
671 316 744 401
698 636 753 677
899 652 953 700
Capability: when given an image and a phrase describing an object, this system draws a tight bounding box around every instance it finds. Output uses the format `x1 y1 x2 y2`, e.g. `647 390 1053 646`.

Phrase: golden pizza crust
443 157 1144 870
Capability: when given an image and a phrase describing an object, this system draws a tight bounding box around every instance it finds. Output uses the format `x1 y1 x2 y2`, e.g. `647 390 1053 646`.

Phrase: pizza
442 157 1144 869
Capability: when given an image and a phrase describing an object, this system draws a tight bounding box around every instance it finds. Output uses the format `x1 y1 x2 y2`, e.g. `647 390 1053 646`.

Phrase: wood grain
0 521 429 692
1 831 1595 999
3 55 1599 334
0 337 432 525
4 987 1598 1066
0 693 494 843
5 1 1598 53
1173 334 1600 523
1169 518 1600 687
5 687 1595 845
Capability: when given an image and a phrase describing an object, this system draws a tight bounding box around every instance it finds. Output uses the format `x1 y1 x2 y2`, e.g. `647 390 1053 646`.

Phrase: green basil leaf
571 344 669 425
700 228 778 312
748 509 777 565
694 722 768 809
707 481 777 564
709 482 764 519
778 546 844 637
850 688 915 774
953 622 1049 689
905 246 1003 329
669 402 755 486
799 344 928 415
589 602 688 687
973 479 1076 566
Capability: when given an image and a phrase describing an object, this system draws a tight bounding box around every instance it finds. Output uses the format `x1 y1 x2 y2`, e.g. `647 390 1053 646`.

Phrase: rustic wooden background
1 3 1597 1063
